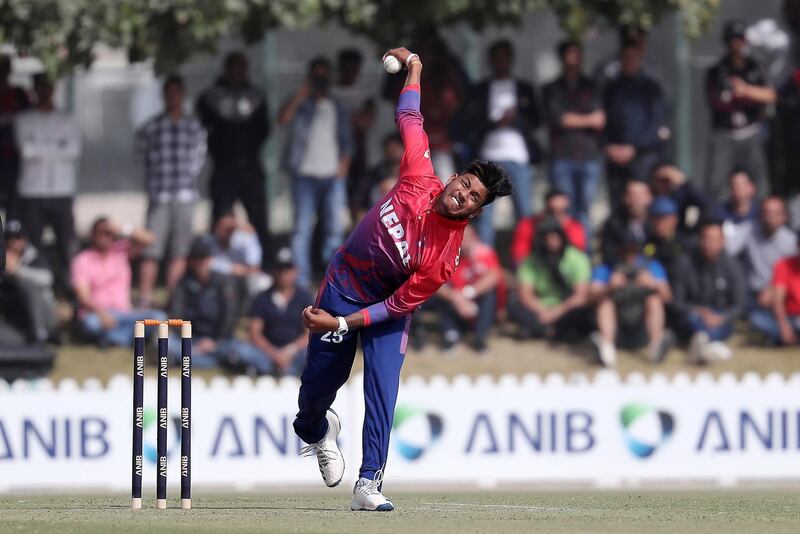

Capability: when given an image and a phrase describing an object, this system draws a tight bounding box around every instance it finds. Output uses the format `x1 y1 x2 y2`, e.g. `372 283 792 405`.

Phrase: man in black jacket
672 219 746 364
464 39 539 246
197 51 271 268
600 179 652 265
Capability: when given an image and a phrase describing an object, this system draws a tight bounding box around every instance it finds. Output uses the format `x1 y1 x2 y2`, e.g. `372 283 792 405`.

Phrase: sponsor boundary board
1 371 799 491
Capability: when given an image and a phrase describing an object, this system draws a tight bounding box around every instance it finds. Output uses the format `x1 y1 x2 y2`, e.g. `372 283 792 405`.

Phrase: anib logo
620 403 674 459
392 406 443 460
142 407 182 463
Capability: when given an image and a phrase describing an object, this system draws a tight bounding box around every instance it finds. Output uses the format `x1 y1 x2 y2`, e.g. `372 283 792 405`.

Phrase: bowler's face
438 173 488 219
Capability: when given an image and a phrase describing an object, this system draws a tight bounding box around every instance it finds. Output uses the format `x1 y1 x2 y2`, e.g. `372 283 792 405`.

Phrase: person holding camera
589 232 673 367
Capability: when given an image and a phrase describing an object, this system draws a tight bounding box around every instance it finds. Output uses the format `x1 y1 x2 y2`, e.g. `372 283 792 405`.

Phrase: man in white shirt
14 74 80 286
464 40 540 246
279 57 353 288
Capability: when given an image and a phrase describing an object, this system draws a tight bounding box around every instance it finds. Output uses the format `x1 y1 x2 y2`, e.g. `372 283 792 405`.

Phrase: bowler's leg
359 315 410 480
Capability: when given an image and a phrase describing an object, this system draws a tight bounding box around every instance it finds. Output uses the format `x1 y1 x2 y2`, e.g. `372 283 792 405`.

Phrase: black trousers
429 291 497 344
209 162 271 269
16 196 76 291
508 297 590 340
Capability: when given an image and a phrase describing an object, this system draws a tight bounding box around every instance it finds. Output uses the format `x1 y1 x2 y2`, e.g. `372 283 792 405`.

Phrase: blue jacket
283 96 353 175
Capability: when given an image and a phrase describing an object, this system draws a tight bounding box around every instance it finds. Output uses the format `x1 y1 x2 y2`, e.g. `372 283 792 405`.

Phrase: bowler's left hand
302 306 340 333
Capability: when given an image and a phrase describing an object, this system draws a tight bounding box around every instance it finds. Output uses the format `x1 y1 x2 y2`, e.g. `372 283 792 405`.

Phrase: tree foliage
0 0 720 77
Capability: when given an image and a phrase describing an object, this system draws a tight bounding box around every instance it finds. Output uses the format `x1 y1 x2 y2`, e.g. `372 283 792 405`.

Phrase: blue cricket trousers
294 283 410 480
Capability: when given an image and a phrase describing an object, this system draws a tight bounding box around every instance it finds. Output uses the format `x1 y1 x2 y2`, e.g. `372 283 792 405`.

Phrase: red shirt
326 84 466 324
772 256 800 316
510 215 587 267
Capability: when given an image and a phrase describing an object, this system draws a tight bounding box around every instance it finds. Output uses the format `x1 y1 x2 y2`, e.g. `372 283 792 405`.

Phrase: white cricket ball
383 55 402 74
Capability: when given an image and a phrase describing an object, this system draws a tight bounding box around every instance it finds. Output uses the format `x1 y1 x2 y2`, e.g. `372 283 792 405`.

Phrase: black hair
382 133 403 147
545 188 568 203
309 56 332 73
557 39 581 58
488 39 514 58
90 216 110 234
163 73 184 93
224 51 247 71
338 48 363 67
728 166 753 181
620 24 647 48
698 215 724 232
462 160 513 206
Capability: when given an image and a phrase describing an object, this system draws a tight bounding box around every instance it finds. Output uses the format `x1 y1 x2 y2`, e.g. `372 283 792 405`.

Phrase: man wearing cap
168 236 239 368
644 196 695 284
242 247 313 376
705 19 776 201
589 232 673 366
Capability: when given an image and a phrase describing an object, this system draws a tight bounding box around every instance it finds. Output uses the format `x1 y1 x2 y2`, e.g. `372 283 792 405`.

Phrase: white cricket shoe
687 331 711 365
350 470 394 512
299 409 345 487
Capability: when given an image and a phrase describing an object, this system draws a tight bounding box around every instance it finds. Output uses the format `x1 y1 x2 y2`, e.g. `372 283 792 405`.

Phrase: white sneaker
590 332 617 367
351 470 394 512
299 409 345 487
687 331 711 364
706 341 732 362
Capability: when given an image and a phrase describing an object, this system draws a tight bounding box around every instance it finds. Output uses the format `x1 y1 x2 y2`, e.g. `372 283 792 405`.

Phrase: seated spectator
511 189 586 268
649 162 708 233
600 179 652 265
590 233 672 367
643 197 695 283
740 197 797 308
168 236 240 368
208 212 270 299
239 248 312 376
720 170 761 257
430 225 501 352
509 216 590 340
672 220 745 364
360 133 403 217
71 217 165 347
749 231 800 345
0 221 58 343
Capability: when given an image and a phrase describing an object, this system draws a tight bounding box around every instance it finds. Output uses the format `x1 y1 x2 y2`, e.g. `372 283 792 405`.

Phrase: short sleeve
592 264 611 284
648 260 667 281
517 257 537 286
772 259 789 289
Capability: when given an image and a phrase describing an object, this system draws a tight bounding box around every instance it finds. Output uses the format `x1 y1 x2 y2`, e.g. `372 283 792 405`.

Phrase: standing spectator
466 39 539 246
0 221 57 343
738 197 797 308
511 189 587 268
333 48 376 224
279 57 352 288
643 197 695 284
705 20 776 201
749 231 800 345
510 216 591 340
196 51 271 267
168 236 240 368
720 169 760 257
590 235 673 367
0 54 30 216
14 74 80 289
599 180 652 265
430 225 501 352
240 247 312 376
604 35 668 209
208 212 269 300
649 162 709 234
71 218 164 347
672 220 746 364
136 74 207 308
543 40 604 235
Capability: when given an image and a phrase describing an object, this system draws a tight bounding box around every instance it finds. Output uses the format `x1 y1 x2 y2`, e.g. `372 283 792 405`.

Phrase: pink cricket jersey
325 84 466 325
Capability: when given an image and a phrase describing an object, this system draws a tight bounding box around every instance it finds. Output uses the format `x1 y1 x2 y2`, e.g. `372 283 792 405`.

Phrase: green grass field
2 491 799 533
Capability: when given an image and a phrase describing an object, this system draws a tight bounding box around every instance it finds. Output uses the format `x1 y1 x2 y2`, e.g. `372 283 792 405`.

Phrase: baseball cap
650 197 678 217
723 19 747 42
274 247 295 269
4 219 25 240
188 236 214 260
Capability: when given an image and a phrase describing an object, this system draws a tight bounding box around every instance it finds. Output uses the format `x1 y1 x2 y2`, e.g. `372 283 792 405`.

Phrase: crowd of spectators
2 19 800 376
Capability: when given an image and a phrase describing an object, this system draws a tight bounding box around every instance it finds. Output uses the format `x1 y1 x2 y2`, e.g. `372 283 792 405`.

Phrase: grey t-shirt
745 225 798 291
